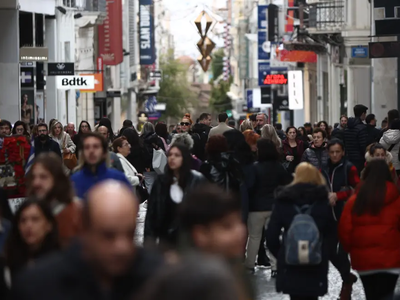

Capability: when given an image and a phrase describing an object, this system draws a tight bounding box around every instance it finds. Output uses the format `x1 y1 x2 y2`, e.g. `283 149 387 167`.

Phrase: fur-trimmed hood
365 150 393 165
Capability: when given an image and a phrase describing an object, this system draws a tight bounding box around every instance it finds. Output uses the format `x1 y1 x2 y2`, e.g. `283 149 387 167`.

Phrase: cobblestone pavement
136 204 400 300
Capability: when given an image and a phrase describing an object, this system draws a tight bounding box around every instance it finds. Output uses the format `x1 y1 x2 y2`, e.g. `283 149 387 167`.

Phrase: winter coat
144 170 206 244
282 139 306 174
10 243 164 300
266 183 334 297
200 152 243 193
247 160 292 211
208 123 232 139
301 143 329 170
51 132 77 175
191 123 211 161
322 158 360 220
339 181 400 272
343 117 368 170
366 124 381 146
71 162 131 200
116 153 140 188
126 146 147 174
380 129 400 170
34 137 62 158
331 126 345 141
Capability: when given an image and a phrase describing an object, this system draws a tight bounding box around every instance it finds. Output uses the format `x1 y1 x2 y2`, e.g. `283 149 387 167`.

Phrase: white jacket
380 129 400 170
116 153 140 187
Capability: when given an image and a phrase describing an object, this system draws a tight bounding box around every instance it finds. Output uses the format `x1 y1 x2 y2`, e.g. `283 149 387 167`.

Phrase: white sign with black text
288 70 304 110
56 76 95 90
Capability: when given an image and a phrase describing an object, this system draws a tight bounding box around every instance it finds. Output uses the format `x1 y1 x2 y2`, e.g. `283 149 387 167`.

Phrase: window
374 7 385 20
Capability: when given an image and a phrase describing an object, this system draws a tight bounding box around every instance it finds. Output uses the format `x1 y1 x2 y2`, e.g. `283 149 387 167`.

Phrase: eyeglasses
180 122 190 126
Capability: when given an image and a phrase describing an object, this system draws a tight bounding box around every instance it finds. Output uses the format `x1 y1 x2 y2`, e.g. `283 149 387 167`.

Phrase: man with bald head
12 180 163 300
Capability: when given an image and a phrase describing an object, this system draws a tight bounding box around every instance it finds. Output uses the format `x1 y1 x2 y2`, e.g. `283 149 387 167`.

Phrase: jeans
245 211 277 270
360 273 399 300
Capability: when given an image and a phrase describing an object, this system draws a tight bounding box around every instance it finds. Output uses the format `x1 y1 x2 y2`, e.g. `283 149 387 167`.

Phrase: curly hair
170 133 194 150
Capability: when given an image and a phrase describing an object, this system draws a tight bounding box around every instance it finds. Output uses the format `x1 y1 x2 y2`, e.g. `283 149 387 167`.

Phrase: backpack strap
294 203 314 214
388 144 396 152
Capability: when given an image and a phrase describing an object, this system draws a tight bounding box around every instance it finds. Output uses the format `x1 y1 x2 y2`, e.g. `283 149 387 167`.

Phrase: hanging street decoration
194 11 216 72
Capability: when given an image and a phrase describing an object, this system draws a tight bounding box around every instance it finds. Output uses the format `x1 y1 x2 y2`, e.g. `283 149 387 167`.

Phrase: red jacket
339 181 400 271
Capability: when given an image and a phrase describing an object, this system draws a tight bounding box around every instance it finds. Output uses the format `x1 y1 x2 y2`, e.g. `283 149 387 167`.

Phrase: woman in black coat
266 162 335 300
144 143 206 249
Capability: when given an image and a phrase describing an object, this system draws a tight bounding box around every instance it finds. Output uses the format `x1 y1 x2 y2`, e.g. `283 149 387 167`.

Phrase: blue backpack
284 204 322 265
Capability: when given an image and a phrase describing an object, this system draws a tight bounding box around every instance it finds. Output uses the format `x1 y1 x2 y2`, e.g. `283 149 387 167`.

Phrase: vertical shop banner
288 70 304 110
286 0 295 33
258 62 271 86
98 0 123 66
258 32 270 60
246 89 253 109
139 0 155 65
258 5 268 30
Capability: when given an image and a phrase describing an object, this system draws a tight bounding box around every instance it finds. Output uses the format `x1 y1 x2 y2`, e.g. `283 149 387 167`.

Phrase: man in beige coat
208 113 233 139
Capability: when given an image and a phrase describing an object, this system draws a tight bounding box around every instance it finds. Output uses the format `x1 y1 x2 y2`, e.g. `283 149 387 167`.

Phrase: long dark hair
352 160 393 216
122 128 144 149
223 130 254 164
5 199 60 274
166 143 192 190
78 121 91 135
26 153 74 205
257 138 280 162
12 120 29 136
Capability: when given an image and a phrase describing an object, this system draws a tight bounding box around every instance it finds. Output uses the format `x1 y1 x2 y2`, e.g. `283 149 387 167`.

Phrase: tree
209 76 233 113
158 50 196 120
211 48 224 80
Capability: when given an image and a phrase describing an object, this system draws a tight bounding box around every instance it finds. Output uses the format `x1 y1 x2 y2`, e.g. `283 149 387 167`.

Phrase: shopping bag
152 148 167 175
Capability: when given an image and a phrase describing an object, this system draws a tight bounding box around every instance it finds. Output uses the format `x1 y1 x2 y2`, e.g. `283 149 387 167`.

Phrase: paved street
136 204 399 300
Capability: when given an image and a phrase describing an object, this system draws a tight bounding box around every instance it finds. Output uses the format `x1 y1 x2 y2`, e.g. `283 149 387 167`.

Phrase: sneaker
271 270 278 278
338 273 358 300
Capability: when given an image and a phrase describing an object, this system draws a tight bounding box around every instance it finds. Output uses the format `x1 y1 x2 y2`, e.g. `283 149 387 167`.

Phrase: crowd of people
0 106 399 300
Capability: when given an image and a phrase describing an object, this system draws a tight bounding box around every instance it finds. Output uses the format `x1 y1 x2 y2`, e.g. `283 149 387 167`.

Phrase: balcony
57 0 86 9
307 0 345 34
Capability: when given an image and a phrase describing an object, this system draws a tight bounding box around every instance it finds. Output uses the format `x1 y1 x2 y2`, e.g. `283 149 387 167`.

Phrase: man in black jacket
12 180 163 300
365 113 381 146
191 113 212 161
343 104 368 173
34 123 61 157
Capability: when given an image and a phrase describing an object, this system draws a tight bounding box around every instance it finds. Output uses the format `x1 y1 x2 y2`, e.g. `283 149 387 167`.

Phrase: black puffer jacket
301 143 329 170
191 123 210 161
266 184 334 298
343 117 367 170
144 170 206 244
247 161 292 211
200 152 243 193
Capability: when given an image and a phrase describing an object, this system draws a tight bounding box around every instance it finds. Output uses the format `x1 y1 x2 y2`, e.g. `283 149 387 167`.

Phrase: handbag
152 148 167 175
62 135 77 170
136 182 149 204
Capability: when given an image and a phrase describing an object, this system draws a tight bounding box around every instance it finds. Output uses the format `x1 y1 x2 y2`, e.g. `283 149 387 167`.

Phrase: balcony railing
308 0 345 31
57 0 86 9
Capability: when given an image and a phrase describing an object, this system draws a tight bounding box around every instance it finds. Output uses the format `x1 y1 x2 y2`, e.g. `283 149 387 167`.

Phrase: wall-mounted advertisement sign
20 47 48 62
48 63 74 76
139 0 155 65
56 76 95 90
263 74 288 85
98 0 123 65
246 89 253 109
258 32 270 60
258 5 268 30
288 70 304 110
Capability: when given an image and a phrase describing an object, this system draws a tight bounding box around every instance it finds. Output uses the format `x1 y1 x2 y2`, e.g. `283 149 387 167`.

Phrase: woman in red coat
339 159 400 300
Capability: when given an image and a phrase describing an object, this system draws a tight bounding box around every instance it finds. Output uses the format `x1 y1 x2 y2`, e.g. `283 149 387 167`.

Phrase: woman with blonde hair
266 162 334 300
49 120 76 175
261 124 282 149
240 119 253 132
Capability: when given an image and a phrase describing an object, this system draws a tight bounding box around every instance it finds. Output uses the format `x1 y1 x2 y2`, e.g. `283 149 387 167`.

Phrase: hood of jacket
347 117 363 129
382 129 400 145
275 183 328 207
365 150 393 164
192 123 210 134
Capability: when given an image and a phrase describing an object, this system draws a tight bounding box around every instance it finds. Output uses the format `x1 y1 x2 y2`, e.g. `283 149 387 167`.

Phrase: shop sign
80 73 104 93
258 5 268 30
139 0 156 65
351 46 368 58
288 70 304 110
263 74 288 85
20 47 48 62
98 0 123 65
56 76 95 90
48 63 74 76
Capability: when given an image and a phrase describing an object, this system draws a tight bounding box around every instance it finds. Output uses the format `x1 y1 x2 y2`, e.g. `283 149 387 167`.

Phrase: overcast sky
163 0 226 58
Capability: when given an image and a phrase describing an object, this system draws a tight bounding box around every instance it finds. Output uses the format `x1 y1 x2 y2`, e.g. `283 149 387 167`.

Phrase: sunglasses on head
180 122 190 126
